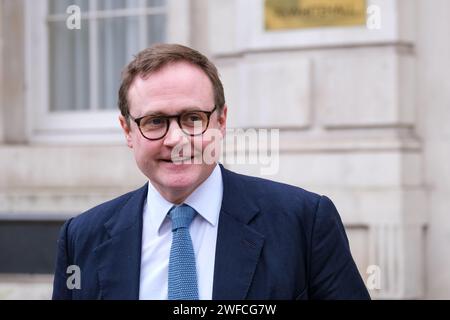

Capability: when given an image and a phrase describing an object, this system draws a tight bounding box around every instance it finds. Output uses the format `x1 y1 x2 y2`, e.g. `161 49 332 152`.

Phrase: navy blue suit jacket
52 164 370 300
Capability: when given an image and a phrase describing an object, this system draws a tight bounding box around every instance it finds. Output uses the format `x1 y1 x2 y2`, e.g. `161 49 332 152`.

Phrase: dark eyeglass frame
128 106 218 141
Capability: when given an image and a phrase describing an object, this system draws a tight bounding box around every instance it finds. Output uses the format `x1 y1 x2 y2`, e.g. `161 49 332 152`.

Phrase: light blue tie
168 204 199 300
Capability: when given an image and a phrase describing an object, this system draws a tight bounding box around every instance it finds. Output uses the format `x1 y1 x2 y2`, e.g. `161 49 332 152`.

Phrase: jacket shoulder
65 185 146 242
225 169 322 212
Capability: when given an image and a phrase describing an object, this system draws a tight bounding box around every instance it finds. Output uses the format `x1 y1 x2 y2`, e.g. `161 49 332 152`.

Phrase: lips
159 156 195 163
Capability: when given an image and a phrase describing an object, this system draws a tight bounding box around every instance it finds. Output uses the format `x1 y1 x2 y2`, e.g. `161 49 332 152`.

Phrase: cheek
201 126 223 148
133 138 159 163
197 132 222 161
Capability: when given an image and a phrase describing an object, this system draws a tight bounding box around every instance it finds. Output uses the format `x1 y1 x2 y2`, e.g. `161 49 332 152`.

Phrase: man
52 43 370 300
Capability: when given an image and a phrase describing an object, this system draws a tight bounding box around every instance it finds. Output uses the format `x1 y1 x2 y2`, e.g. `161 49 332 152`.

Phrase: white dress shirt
139 163 223 300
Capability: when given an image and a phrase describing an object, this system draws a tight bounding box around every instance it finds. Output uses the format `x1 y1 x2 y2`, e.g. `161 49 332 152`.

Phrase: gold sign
265 0 367 30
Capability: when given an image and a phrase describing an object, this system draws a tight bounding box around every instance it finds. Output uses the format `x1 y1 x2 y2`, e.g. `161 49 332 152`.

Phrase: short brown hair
118 43 225 122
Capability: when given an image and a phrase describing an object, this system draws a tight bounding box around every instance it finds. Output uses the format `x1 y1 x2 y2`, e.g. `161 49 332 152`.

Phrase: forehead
127 61 214 115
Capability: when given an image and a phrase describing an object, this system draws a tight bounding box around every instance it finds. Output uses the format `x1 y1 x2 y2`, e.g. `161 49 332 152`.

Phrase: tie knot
168 204 196 231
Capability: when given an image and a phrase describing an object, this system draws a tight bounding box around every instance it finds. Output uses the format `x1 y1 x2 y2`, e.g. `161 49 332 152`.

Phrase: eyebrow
139 106 205 118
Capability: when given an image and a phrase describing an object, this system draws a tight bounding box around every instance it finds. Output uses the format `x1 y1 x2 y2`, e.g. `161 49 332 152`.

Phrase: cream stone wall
1 0 449 299
416 0 450 299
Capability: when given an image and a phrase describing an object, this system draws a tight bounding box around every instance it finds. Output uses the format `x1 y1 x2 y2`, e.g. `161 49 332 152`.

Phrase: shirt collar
146 163 223 235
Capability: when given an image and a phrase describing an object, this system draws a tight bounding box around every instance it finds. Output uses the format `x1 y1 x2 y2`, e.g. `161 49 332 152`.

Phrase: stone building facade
0 0 449 299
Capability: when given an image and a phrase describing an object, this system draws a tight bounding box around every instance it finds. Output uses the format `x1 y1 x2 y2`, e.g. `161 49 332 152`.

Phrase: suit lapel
94 184 147 299
212 165 265 299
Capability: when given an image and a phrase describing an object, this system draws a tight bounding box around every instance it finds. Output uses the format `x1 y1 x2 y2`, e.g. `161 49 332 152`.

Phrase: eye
188 114 201 122
183 112 204 123
150 117 163 125
142 116 165 128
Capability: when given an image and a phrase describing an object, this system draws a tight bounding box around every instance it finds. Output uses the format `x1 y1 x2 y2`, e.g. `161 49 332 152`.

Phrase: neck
161 190 191 205
151 164 217 205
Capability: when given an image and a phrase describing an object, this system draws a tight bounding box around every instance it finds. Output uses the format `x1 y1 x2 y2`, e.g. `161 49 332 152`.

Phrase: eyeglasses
128 106 218 141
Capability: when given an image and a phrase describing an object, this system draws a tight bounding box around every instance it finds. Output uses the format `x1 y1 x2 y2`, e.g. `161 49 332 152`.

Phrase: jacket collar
212 164 264 299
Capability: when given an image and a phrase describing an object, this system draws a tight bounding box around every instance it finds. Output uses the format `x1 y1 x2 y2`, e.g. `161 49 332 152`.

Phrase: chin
163 174 197 190
155 164 202 189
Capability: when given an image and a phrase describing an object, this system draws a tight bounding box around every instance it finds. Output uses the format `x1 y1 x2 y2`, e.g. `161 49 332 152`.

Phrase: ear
119 115 133 148
217 105 227 137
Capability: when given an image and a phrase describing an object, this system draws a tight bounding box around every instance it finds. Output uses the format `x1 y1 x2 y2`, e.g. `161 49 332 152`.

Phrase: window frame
25 0 190 144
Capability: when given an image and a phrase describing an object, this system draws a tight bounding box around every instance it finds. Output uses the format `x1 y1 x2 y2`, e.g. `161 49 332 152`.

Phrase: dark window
0 220 65 274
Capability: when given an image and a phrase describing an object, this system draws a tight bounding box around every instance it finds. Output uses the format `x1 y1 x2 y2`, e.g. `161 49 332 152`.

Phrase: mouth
159 156 195 164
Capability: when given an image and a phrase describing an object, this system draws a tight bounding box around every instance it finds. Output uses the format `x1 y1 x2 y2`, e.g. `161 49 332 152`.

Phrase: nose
163 118 189 147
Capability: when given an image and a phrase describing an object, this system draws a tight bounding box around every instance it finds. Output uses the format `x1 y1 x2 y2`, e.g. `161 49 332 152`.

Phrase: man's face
119 61 227 202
